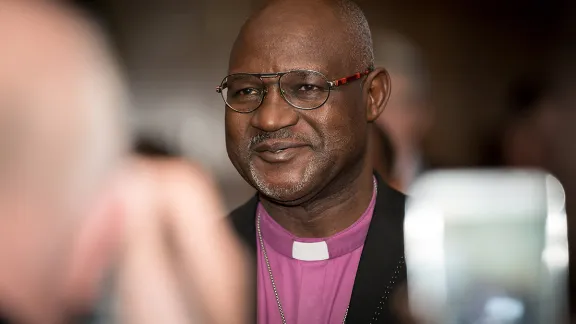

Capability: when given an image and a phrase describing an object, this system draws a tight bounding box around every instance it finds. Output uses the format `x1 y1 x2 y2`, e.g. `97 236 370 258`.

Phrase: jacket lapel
228 195 259 323
229 194 259 255
345 174 407 323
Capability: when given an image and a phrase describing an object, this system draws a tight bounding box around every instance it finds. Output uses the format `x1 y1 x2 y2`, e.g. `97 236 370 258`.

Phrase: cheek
312 102 366 152
225 113 252 156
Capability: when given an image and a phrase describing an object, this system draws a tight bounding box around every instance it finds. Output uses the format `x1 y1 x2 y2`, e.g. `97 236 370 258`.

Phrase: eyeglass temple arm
216 81 227 93
328 66 374 88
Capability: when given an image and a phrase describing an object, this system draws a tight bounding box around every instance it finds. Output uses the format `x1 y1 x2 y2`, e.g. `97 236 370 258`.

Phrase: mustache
249 129 311 149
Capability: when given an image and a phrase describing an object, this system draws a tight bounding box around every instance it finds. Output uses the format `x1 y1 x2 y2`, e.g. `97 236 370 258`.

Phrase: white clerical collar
257 176 378 261
292 241 329 261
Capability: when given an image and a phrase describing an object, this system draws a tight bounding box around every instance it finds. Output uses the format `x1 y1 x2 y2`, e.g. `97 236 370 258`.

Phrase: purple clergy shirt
256 184 377 324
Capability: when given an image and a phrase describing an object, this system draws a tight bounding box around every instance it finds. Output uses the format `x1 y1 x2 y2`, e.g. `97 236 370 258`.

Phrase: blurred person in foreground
219 0 407 323
371 31 433 192
0 1 248 324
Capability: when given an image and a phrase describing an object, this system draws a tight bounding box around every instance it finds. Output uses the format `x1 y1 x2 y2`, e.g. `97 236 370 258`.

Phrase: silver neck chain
256 178 377 324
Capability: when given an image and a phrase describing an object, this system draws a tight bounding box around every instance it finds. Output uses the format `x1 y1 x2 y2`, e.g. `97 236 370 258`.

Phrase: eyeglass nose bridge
258 72 289 102
260 72 282 78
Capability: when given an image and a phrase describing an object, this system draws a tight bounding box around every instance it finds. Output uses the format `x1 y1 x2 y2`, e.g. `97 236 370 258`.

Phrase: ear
364 67 392 122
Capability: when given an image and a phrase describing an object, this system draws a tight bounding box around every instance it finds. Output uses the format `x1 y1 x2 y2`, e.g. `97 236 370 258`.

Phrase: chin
259 185 310 205
249 170 314 205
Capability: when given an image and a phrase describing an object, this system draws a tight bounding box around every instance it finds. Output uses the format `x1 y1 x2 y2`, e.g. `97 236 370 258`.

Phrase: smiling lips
252 140 309 163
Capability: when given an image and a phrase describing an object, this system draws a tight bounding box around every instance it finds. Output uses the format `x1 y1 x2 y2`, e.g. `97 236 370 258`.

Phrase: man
220 0 407 323
372 31 433 192
0 1 248 323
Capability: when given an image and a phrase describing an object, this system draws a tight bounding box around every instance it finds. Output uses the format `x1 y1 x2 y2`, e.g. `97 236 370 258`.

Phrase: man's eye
236 88 260 96
298 84 321 92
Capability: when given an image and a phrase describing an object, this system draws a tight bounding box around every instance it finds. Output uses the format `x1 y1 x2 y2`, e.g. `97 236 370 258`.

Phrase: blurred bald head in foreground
0 3 249 324
0 1 128 322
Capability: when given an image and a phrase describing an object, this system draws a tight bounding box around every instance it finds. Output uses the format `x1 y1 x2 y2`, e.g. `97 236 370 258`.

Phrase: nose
250 84 299 132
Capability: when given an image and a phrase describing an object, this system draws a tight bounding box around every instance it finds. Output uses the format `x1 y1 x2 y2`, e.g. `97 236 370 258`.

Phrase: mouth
251 140 309 163
252 140 308 153
269 148 288 154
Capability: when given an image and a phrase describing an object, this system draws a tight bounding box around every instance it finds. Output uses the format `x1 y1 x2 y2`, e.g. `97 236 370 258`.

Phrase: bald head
0 1 128 322
0 0 127 211
230 0 373 74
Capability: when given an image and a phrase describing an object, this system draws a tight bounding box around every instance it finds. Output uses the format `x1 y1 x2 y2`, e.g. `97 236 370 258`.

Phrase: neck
259 165 375 238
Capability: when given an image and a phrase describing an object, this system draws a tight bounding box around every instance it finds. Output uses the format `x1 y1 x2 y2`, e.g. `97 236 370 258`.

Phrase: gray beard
248 159 315 201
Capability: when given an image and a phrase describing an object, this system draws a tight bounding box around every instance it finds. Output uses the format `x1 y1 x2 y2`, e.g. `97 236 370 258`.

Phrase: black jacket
229 174 407 323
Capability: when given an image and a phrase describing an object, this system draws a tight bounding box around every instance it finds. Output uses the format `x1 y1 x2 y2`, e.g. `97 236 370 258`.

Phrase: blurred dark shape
479 74 549 167
477 134 506 167
69 0 113 29
68 0 122 57
133 136 179 158
370 126 400 190
508 77 548 116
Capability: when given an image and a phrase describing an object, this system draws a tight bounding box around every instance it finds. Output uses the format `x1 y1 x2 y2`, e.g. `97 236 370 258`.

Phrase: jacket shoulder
227 195 259 250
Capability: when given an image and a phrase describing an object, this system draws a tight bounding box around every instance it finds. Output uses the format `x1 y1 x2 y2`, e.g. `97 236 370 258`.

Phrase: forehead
229 7 354 77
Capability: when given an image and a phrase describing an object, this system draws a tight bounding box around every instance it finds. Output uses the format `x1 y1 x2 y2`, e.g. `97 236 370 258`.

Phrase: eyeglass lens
221 70 330 112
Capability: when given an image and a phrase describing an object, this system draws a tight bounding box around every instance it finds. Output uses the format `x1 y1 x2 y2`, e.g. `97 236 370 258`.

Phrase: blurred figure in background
0 1 248 323
371 31 433 192
370 126 399 188
498 48 576 316
500 75 551 168
500 58 576 185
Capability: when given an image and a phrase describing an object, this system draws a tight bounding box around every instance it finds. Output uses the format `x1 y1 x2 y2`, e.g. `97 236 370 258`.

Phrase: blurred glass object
404 169 568 324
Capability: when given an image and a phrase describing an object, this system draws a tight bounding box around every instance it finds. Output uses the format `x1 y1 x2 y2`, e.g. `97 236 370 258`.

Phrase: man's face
224 16 369 204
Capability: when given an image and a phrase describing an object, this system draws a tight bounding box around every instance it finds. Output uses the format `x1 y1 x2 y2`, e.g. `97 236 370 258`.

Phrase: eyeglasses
216 67 373 113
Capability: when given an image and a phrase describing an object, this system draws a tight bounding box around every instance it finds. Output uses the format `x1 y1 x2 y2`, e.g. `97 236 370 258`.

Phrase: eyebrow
229 66 330 76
